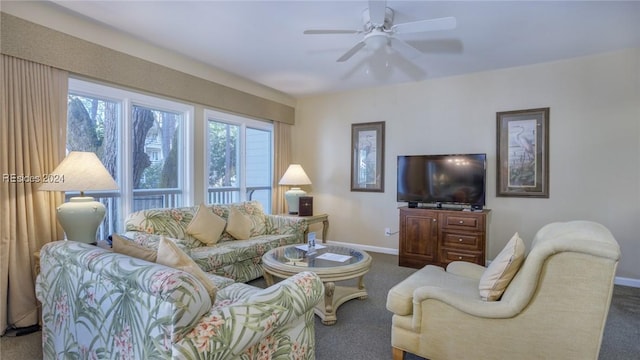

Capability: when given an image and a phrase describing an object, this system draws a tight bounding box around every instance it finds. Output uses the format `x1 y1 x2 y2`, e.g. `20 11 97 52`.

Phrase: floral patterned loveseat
36 241 324 359
123 201 307 282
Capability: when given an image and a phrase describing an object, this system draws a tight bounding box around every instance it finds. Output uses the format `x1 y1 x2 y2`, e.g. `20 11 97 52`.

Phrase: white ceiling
49 1 640 98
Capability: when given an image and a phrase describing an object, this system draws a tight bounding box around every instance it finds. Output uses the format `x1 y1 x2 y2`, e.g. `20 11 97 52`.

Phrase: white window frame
204 108 273 208
68 77 194 230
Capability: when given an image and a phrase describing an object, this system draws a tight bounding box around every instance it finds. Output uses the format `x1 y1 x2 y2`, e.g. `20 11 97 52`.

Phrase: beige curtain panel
272 121 292 215
0 55 68 335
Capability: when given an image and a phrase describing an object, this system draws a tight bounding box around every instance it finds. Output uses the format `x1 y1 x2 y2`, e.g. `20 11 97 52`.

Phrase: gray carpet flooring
2 252 639 359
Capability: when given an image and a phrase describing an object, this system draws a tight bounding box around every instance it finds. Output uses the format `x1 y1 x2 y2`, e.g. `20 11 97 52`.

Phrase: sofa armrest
36 241 213 359
177 271 323 357
265 214 308 242
410 285 523 331
446 261 486 279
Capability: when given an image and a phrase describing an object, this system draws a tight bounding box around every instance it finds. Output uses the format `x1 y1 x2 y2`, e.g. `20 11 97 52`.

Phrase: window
206 109 273 212
67 78 193 238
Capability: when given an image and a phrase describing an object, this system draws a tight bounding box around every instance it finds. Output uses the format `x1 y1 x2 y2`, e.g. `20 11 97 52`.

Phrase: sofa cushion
226 207 252 240
157 237 217 302
205 273 236 290
112 234 157 262
478 232 525 301
190 234 294 273
386 265 479 316
215 282 262 304
186 204 226 245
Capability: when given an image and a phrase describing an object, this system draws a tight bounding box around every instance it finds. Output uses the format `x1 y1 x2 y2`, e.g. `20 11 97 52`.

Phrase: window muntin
206 109 273 212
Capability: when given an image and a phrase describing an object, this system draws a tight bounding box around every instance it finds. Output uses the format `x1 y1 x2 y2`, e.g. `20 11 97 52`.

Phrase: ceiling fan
304 0 457 63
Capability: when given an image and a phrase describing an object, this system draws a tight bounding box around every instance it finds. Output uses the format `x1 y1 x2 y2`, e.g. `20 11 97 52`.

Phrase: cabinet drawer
442 232 482 250
443 214 482 230
440 249 483 265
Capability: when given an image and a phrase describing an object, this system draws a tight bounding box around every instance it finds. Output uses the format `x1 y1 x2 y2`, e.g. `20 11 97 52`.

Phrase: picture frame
351 121 385 192
496 108 549 198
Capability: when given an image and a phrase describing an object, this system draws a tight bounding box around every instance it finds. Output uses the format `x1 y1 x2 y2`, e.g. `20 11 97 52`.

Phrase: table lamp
39 151 119 244
278 164 312 214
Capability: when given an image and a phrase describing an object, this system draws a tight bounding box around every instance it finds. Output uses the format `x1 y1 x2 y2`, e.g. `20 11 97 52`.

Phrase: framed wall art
351 121 385 192
496 108 549 198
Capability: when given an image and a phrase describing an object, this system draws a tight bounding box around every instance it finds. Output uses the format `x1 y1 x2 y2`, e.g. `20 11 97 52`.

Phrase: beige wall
294 48 640 281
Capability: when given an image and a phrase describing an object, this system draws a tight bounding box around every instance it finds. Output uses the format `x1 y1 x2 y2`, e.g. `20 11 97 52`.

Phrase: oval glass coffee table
262 244 372 325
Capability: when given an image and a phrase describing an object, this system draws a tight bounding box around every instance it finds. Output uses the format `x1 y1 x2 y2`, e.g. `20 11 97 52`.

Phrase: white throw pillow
226 207 252 240
479 232 525 301
186 203 226 245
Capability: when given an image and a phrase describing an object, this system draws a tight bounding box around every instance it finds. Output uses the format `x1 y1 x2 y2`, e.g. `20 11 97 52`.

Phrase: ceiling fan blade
387 50 428 80
304 29 361 35
389 37 424 60
368 0 387 26
392 16 457 34
337 41 366 62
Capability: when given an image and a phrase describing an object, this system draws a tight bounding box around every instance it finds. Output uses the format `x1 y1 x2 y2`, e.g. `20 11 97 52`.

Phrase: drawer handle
459 220 464 224
458 256 463 260
458 238 463 242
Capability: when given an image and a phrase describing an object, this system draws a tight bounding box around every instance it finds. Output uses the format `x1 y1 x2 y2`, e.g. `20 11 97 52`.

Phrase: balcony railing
64 186 271 241
207 186 271 207
131 188 182 211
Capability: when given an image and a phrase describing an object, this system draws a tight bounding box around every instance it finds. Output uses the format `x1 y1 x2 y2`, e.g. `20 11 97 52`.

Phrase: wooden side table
279 213 329 243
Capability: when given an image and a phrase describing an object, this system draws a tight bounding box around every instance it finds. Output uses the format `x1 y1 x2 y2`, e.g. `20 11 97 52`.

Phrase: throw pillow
226 207 252 240
112 234 157 262
156 237 217 302
478 232 525 301
186 203 226 245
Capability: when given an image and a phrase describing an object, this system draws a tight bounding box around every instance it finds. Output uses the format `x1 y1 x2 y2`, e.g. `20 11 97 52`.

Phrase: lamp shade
39 151 118 244
278 164 312 186
39 151 118 193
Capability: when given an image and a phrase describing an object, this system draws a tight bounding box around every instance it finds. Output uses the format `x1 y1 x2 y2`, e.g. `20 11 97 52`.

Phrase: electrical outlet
385 227 391 236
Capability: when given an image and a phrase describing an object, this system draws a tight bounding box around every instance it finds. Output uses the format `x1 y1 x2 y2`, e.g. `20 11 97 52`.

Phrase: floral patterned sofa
123 201 307 282
36 241 324 359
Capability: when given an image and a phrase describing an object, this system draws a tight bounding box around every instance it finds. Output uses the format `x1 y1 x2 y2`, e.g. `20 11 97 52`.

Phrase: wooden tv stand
398 207 490 269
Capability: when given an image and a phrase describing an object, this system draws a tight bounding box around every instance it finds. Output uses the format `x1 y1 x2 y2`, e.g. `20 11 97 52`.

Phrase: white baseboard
323 240 640 288
614 277 640 288
324 240 398 255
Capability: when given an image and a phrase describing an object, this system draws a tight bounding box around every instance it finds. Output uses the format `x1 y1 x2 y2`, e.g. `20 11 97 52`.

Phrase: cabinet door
401 213 438 262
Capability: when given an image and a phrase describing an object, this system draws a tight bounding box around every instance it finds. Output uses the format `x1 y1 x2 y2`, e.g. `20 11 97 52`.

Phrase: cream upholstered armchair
386 221 620 360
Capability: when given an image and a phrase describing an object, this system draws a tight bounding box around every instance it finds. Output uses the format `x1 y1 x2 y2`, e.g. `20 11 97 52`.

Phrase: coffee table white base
262 245 371 326
263 272 368 326
319 279 368 325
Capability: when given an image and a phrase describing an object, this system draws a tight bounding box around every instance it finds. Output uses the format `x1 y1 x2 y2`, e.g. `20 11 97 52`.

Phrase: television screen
397 154 486 206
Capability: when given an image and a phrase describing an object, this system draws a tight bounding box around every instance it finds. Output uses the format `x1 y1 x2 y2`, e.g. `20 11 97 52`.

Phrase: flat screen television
397 154 486 207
